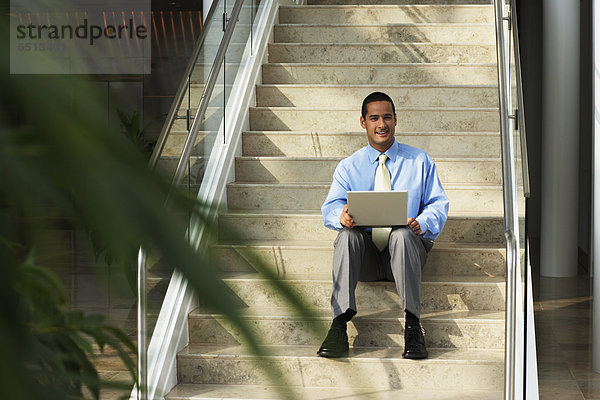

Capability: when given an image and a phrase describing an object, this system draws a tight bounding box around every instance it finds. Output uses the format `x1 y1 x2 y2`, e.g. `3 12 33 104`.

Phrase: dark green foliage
13 251 136 400
117 109 155 159
1 6 317 400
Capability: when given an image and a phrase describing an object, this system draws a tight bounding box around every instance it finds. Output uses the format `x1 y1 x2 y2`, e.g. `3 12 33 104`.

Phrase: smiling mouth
376 131 388 136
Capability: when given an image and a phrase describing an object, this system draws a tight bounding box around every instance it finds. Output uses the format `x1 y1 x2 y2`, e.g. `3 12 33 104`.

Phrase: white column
540 0 580 277
593 0 600 374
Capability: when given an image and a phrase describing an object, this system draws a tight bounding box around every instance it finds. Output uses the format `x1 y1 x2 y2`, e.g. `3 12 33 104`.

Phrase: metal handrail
493 2 517 397
136 248 147 400
136 1 246 398
510 3 531 198
493 1 529 399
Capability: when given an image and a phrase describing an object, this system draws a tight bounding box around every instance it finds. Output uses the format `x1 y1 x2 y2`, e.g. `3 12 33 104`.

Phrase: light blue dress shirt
321 140 450 241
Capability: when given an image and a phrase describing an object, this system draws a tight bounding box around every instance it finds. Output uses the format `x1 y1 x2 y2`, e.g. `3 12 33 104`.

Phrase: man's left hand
408 218 421 235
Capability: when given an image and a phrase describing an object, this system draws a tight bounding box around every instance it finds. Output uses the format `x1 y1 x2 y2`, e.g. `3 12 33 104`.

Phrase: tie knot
379 154 388 165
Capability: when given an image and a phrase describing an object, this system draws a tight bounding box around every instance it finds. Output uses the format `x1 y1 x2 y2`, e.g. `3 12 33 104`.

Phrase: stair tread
265 62 498 66
213 240 506 249
147 272 171 281
236 155 501 161
270 41 494 44
250 106 498 111
178 344 504 362
244 130 500 135
228 182 504 190
220 209 505 218
220 272 504 285
167 384 503 400
190 307 504 322
280 4 493 8
169 130 216 134
257 83 497 88
275 22 494 27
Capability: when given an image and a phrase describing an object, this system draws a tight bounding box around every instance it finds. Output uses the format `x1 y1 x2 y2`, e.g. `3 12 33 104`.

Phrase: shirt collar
367 140 398 164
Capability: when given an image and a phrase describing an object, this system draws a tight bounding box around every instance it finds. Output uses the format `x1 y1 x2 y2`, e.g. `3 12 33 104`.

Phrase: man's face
360 100 397 153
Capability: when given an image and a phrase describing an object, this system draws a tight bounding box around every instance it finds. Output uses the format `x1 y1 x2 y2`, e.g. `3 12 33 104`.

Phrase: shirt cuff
327 208 343 230
415 215 429 237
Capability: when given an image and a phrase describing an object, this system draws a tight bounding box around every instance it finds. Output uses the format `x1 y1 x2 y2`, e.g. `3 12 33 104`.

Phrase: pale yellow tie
372 154 392 251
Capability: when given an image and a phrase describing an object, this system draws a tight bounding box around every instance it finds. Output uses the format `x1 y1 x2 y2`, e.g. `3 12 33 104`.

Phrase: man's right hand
340 204 355 228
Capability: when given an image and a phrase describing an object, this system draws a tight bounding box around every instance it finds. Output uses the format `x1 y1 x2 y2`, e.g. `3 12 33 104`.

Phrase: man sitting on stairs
318 92 449 359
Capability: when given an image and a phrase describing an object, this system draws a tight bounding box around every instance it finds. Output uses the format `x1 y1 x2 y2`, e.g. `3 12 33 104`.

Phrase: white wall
541 0 580 277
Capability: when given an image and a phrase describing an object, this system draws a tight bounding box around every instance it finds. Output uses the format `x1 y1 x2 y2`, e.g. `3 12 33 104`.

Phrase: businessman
318 92 449 359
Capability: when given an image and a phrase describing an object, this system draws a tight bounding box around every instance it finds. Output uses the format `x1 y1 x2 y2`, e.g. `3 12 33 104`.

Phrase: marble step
274 24 495 44
235 156 502 185
176 345 504 390
242 131 501 157
210 240 507 277
161 131 215 157
202 23 254 45
267 43 496 64
188 307 504 349
171 106 225 132
213 273 505 311
183 84 234 109
167 384 503 400
248 107 499 132
190 62 242 84
204 3 259 16
198 43 249 62
255 84 498 108
261 63 498 85
160 154 519 189
200 5 259 34
217 211 505 243
279 5 494 25
155 156 207 184
226 183 504 213
147 273 171 301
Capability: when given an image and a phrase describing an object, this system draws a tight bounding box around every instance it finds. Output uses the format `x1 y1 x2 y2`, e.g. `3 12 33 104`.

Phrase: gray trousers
330 226 433 319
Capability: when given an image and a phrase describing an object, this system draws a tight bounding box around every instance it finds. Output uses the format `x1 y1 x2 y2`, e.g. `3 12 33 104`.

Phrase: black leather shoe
402 323 428 359
317 326 349 358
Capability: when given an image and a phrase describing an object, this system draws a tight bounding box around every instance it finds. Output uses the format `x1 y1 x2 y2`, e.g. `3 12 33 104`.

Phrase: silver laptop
347 191 408 227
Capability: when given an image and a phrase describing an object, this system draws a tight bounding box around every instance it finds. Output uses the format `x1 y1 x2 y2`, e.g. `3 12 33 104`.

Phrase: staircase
166 1 505 398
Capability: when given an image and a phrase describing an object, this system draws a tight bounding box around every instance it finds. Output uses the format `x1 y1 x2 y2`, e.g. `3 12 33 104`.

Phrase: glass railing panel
144 0 229 346
504 6 526 352
222 0 254 144
137 0 264 397
138 7 226 393
153 3 225 186
508 17 529 399
508 10 526 250
136 2 226 398
251 0 265 53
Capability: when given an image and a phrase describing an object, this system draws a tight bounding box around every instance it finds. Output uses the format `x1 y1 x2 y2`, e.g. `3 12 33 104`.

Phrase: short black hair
361 92 395 118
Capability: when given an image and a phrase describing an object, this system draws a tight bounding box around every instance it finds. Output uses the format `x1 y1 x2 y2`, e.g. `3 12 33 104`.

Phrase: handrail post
136 247 148 400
